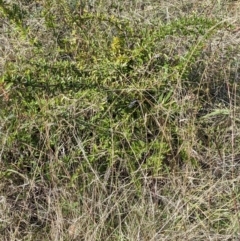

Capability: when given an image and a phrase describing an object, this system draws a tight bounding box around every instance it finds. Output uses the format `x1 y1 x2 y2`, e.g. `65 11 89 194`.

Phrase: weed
1 0 240 240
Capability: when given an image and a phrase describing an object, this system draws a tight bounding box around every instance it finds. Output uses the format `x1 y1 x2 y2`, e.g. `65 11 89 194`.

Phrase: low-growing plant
1 0 240 240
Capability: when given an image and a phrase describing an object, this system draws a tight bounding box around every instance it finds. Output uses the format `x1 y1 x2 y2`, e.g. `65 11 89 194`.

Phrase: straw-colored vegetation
1 0 240 240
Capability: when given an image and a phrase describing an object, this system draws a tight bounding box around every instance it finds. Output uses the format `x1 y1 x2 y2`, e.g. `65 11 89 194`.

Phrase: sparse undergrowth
1 0 240 240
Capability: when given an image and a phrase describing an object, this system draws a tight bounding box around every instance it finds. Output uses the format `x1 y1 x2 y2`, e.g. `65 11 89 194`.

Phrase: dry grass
1 0 240 240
